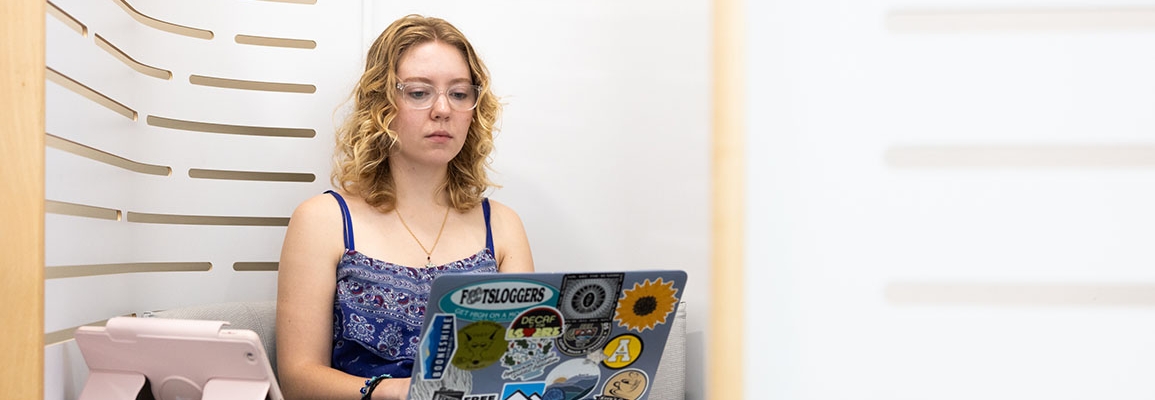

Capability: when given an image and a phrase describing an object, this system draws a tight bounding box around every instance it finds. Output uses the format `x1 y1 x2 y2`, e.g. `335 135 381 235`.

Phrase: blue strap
482 198 494 255
324 190 355 250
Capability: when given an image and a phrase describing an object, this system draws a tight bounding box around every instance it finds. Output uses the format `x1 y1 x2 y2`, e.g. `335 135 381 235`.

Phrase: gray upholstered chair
148 300 687 399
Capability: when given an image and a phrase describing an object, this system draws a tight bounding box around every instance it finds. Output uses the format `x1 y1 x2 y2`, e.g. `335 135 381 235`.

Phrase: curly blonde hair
332 15 500 212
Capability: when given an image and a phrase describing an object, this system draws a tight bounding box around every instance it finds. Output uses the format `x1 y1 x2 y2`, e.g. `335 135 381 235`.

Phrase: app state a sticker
600 333 643 370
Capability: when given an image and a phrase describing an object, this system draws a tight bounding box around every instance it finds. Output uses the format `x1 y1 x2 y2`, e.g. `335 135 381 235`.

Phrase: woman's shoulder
484 198 523 224
483 198 534 272
289 190 363 225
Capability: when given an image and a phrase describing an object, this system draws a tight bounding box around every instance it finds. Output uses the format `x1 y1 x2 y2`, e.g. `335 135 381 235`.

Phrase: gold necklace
395 204 451 268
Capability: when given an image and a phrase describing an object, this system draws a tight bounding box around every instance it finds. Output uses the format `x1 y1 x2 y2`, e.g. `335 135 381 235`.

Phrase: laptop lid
407 270 687 400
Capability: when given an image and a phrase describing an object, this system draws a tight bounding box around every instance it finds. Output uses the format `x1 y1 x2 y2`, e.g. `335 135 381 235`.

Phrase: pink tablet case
74 317 283 400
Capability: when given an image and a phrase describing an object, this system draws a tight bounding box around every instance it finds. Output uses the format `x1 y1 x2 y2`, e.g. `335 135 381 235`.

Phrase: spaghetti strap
324 190 355 250
482 198 494 256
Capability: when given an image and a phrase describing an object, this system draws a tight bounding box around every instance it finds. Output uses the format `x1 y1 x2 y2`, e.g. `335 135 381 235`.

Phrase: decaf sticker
612 278 679 333
557 273 624 323
556 322 612 357
506 306 564 340
600 333 643 370
595 369 649 400
451 320 508 371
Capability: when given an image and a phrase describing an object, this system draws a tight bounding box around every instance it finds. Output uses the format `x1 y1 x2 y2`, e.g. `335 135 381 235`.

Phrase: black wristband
360 374 391 400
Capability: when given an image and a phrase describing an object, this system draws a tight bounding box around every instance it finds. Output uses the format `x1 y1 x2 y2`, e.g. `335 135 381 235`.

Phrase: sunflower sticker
612 278 679 333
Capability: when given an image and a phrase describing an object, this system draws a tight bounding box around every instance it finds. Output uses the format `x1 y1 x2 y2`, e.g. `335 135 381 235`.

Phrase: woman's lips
426 131 452 143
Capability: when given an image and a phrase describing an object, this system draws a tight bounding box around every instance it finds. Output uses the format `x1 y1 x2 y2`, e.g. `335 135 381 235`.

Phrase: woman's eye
448 88 471 101
406 89 430 99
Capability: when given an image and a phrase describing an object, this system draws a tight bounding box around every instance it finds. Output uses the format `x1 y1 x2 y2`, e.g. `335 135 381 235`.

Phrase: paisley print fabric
332 248 497 378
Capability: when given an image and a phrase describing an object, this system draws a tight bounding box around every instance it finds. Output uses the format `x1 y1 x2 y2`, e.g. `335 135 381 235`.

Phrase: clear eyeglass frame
395 82 481 111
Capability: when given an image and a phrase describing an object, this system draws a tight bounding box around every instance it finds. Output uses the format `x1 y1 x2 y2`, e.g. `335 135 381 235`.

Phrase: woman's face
388 40 473 168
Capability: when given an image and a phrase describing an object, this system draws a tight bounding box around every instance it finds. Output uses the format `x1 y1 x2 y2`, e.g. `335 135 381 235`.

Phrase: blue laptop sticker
541 358 601 400
420 314 458 380
501 381 546 400
440 279 559 321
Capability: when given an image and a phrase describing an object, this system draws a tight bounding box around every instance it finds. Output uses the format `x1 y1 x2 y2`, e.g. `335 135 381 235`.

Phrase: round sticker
600 333 643 369
556 322 612 357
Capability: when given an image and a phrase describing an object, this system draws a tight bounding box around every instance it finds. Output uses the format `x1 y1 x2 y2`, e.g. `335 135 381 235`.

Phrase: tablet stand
75 317 279 400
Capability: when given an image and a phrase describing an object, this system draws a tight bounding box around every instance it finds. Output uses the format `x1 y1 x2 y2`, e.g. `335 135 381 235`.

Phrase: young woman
276 15 534 400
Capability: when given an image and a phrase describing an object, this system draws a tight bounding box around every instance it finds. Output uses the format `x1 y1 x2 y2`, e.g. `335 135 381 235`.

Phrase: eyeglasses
395 82 481 111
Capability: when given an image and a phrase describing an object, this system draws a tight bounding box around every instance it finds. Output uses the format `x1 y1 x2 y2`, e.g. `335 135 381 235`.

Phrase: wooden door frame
1 0 46 399
710 0 746 398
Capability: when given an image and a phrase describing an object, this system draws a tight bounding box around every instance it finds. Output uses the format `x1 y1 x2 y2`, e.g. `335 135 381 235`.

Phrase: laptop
407 270 687 400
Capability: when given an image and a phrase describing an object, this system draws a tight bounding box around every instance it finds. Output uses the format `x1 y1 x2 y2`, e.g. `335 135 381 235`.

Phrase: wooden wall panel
0 0 45 399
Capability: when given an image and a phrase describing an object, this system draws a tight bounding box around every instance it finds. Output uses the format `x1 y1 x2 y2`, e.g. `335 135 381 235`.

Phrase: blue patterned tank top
325 191 498 378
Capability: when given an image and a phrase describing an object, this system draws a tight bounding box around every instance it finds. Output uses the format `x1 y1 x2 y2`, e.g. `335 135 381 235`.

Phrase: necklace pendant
425 261 435 268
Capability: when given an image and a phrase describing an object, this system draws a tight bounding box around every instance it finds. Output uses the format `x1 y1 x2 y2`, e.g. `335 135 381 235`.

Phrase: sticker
595 369 649 400
409 364 473 400
463 394 499 400
441 279 559 322
600 334 643 370
420 314 458 380
451 321 508 371
557 273 624 323
613 278 679 333
501 382 546 400
506 306 565 340
432 389 466 400
500 338 561 381
541 358 601 400
556 322 612 357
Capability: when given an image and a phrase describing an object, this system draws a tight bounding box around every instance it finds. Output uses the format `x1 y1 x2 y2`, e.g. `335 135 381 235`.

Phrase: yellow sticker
451 321 507 371
600 333 643 369
613 278 679 333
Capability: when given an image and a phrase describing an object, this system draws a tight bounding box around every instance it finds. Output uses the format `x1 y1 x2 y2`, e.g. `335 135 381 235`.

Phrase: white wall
43 1 362 398
746 1 1155 398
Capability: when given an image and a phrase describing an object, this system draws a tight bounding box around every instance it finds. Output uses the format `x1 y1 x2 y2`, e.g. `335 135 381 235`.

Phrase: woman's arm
488 199 535 273
275 194 411 399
